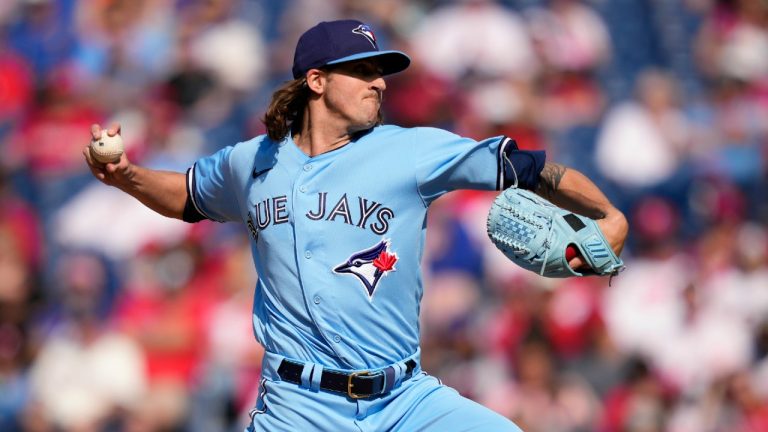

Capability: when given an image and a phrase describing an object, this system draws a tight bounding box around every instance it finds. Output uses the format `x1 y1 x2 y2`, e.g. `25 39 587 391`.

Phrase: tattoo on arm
536 162 567 199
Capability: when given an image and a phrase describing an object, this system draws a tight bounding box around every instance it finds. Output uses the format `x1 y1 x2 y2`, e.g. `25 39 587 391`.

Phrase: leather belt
277 359 417 399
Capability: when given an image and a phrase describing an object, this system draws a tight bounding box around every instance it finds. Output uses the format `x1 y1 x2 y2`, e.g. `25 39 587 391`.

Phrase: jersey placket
291 156 351 363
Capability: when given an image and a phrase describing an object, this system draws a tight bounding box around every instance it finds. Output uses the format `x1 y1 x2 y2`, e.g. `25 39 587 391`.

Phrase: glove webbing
502 151 557 275
493 200 556 275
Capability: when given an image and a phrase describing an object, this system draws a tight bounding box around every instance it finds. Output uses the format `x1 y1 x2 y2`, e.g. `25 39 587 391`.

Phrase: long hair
263 78 308 141
263 73 386 141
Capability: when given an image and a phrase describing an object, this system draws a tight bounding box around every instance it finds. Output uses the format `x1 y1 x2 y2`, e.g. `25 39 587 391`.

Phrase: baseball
90 130 124 163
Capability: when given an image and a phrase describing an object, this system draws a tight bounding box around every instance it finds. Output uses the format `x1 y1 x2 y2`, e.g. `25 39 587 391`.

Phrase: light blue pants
246 352 522 432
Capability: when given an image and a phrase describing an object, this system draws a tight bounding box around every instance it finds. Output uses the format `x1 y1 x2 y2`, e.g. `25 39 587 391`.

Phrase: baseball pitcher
83 20 628 432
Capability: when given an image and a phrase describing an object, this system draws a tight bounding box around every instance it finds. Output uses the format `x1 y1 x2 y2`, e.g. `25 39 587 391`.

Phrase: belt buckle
347 370 371 399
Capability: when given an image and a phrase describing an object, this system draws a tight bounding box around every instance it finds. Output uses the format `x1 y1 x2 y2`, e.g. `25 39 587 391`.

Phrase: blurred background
0 0 767 431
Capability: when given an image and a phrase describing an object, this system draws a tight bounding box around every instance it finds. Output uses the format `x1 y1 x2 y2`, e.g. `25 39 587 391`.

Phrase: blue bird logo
352 24 377 48
334 239 398 299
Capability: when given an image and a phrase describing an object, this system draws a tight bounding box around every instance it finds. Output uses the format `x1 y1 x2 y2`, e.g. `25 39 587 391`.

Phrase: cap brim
325 50 411 76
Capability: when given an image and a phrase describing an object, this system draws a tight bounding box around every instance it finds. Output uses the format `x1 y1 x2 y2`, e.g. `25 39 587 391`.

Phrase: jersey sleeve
413 127 545 204
185 145 242 223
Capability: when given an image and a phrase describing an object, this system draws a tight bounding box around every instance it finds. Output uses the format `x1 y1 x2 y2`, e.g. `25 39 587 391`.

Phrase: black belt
277 359 417 399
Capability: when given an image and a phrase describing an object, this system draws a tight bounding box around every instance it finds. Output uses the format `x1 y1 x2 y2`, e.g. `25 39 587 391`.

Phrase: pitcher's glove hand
487 188 625 278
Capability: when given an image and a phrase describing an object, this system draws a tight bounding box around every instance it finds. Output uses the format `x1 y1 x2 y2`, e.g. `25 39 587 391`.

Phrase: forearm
83 125 189 220
535 162 628 257
535 162 612 219
117 165 187 220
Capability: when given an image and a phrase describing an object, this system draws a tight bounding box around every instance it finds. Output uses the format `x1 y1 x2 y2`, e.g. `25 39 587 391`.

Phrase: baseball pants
246 351 522 432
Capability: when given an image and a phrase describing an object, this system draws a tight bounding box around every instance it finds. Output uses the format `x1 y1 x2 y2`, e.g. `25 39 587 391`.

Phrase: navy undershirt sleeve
499 137 546 191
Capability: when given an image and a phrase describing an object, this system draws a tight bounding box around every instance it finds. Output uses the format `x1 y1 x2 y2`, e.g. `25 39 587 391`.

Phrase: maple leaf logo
373 251 397 272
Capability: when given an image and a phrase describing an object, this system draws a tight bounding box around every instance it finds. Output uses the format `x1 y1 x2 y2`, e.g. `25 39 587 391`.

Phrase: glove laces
539 219 556 276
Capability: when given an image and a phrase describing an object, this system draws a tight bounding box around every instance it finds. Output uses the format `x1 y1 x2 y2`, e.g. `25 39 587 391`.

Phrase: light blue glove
487 187 625 278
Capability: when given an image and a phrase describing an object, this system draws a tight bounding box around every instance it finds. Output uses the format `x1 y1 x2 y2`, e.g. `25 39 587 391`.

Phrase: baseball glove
487 187 625 278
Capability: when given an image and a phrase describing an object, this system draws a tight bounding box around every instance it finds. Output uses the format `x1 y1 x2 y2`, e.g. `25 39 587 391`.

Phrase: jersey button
303 164 312 172
299 185 307 193
333 335 341 343
313 296 321 304
304 251 312 259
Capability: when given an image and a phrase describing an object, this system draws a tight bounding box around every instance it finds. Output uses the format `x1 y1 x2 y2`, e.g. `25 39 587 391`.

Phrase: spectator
72 0 176 101
3 66 104 213
0 321 31 432
508 336 601 432
599 358 668 432
526 0 611 73
0 46 34 138
410 0 539 83
694 0 768 85
112 235 219 431
192 236 263 432
595 69 691 192
27 251 146 431
5 0 78 81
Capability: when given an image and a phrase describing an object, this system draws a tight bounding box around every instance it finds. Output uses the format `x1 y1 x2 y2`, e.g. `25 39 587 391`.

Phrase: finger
108 122 121 136
83 147 107 181
568 257 586 270
82 146 96 165
105 161 119 174
90 124 102 140
598 210 628 257
83 147 102 171
115 151 129 166
104 151 130 171
613 240 625 257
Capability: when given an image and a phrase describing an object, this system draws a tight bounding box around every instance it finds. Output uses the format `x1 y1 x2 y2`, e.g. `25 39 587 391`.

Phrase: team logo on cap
334 239 397 300
352 24 377 48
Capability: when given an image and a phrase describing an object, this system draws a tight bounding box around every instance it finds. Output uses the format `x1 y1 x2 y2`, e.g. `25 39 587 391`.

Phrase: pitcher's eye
354 63 382 77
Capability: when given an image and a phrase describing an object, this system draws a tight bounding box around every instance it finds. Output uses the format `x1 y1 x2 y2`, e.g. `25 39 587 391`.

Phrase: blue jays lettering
246 192 394 240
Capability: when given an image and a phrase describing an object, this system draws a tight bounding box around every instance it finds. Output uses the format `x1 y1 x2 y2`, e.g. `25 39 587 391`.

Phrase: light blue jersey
186 125 543 431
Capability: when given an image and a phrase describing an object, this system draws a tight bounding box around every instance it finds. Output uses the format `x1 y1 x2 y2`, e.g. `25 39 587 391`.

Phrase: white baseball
90 130 124 163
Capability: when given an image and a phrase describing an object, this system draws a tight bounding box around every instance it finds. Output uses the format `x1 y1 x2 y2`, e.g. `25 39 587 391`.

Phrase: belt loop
383 365 396 393
300 362 314 389
393 361 406 389
310 364 323 391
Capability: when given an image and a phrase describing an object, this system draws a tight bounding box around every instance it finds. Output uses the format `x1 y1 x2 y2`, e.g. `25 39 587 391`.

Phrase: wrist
601 206 629 252
605 206 628 226
113 163 140 193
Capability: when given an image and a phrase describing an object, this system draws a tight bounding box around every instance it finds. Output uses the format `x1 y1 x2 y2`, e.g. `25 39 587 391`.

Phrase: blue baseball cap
292 20 411 79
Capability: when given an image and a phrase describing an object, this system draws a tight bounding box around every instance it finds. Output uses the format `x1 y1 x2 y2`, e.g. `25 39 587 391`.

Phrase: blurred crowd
0 0 767 431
